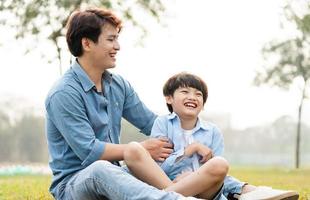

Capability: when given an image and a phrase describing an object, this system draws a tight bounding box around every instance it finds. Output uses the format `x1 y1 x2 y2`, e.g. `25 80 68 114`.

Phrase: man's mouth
110 53 116 58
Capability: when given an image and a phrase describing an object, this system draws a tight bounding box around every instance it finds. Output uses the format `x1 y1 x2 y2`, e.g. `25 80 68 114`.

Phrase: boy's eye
196 92 202 97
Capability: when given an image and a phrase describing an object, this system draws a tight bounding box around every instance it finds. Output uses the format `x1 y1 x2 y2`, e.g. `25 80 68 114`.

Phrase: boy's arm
184 142 213 163
148 117 174 161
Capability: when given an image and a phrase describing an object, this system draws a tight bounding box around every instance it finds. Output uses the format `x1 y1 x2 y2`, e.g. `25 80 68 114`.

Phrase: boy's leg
63 160 183 200
166 157 229 199
123 142 229 199
124 141 173 189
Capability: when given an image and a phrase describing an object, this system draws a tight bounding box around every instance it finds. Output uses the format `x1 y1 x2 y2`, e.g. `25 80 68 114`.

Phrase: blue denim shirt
151 113 245 196
45 60 156 197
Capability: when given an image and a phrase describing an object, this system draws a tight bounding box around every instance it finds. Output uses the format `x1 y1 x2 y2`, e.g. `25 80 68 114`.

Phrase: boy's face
166 86 204 119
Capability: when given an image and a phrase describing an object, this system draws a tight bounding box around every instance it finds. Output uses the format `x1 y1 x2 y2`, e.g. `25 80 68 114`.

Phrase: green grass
0 167 309 200
0 175 53 200
229 167 310 200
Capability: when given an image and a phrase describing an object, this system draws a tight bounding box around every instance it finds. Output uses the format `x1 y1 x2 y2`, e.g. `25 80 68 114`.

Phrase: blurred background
0 0 309 172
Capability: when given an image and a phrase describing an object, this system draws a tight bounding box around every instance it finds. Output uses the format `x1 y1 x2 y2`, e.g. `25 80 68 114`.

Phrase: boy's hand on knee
140 138 173 161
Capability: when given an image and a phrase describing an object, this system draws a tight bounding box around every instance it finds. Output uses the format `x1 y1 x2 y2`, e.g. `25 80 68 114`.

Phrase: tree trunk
295 81 306 168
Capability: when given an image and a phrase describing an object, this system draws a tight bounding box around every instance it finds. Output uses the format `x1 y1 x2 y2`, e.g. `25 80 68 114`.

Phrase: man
45 7 206 200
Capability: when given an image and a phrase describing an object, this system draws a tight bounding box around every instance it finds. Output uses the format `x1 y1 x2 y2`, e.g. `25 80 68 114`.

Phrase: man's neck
77 57 104 92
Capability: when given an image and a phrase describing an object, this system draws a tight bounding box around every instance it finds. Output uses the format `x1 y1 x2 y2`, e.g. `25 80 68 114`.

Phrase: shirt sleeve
151 117 186 175
46 89 105 167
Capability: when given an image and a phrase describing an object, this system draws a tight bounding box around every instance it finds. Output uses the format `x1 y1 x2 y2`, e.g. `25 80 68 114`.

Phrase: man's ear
165 96 173 104
81 38 92 52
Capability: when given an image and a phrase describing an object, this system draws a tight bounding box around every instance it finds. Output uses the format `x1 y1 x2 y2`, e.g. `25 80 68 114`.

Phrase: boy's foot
238 186 299 200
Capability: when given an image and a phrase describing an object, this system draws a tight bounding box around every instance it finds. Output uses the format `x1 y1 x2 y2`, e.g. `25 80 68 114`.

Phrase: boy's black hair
163 72 208 113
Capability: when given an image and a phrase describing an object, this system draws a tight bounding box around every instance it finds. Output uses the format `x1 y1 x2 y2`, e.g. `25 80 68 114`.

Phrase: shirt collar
71 59 113 92
167 112 208 131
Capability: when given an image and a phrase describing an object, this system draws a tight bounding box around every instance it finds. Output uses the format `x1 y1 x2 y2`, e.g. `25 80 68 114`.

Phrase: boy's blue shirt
45 59 156 196
151 112 245 196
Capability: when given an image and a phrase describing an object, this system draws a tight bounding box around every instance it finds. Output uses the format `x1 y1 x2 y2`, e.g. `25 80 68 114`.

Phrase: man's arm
100 143 127 161
140 138 173 161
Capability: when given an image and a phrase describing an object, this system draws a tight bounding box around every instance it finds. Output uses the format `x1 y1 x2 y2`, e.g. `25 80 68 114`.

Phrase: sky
0 0 309 129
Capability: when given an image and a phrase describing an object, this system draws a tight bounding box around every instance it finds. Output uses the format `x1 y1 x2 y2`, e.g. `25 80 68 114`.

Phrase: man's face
166 86 204 119
90 23 120 70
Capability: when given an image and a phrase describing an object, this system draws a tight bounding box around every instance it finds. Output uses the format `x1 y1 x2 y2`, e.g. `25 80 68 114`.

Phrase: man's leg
63 160 184 200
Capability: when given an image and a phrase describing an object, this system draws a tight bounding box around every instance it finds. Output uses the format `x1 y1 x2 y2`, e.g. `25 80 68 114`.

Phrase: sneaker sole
262 193 299 200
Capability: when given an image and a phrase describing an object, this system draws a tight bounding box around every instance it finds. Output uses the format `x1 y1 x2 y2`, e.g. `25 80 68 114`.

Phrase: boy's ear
165 96 173 104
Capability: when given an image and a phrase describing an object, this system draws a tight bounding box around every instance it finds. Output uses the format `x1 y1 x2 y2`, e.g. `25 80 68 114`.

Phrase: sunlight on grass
0 167 309 199
0 175 53 200
230 167 310 200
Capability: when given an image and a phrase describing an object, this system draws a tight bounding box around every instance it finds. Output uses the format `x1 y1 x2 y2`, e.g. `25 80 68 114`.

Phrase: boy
124 72 299 200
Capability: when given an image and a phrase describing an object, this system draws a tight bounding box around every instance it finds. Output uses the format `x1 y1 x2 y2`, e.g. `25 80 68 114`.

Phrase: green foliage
0 0 165 74
254 1 310 89
254 0 310 169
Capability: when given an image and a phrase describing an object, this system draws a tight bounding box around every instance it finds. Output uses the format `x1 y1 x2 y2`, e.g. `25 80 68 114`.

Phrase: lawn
0 167 309 200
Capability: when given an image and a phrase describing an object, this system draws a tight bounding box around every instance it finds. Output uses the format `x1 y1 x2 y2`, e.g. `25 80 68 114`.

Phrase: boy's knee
123 142 146 164
203 156 229 180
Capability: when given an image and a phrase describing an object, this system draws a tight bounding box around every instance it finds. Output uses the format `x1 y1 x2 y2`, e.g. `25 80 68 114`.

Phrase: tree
0 0 165 75
254 1 310 168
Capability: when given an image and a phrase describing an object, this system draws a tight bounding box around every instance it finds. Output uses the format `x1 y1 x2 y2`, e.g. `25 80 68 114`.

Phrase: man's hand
140 138 173 162
184 142 213 163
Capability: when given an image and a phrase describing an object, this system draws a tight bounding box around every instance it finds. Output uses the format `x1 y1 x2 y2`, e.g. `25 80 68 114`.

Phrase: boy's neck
179 117 198 130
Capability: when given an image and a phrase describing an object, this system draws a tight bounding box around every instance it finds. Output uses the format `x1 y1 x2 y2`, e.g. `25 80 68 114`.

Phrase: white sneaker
239 186 299 200
179 196 204 200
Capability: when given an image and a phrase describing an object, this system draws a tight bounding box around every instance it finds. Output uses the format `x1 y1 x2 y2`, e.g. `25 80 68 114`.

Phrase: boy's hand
184 142 213 163
140 138 173 162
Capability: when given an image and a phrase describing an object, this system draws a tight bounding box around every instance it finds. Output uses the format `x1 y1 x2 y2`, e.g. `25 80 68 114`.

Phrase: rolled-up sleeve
46 89 105 167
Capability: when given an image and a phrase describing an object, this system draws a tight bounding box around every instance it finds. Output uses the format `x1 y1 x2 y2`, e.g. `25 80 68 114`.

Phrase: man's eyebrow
107 34 118 38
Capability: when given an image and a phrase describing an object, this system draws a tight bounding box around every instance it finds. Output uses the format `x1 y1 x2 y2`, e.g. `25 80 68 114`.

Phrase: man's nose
114 40 120 50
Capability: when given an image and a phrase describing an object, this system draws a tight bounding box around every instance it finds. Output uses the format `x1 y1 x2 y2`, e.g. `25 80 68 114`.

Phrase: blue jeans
60 160 183 200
